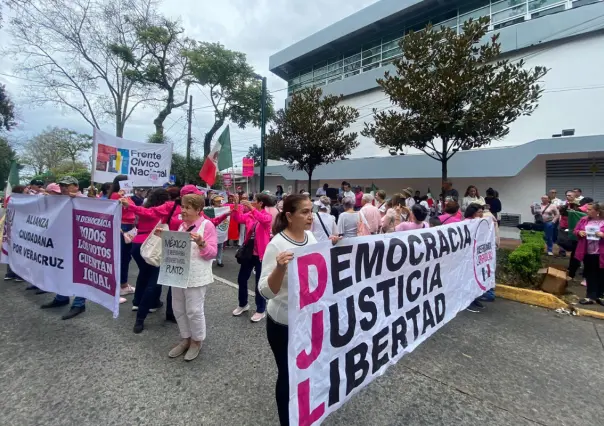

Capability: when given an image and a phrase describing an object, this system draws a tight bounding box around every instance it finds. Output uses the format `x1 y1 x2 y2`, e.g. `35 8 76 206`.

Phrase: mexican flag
199 125 233 186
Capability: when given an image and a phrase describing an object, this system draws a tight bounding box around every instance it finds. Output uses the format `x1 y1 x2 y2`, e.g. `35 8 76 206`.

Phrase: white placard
585 224 601 241
93 128 172 186
119 180 134 196
1 194 122 317
158 231 191 288
286 217 496 425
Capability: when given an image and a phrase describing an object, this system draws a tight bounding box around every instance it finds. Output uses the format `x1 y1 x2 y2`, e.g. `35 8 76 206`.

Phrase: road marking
214 275 255 296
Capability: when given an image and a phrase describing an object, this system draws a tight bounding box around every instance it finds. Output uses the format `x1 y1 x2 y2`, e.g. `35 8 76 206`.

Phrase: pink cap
46 183 61 194
180 184 203 196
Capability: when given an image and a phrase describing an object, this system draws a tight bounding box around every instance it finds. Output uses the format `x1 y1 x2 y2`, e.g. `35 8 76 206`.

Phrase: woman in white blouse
259 195 339 425
311 196 337 242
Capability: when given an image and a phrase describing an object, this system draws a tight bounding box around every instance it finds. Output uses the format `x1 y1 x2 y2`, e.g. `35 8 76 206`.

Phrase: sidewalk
0 263 603 425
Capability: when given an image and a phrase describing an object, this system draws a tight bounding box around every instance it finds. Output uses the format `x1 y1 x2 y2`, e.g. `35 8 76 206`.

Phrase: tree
170 152 203 186
186 42 274 156
0 84 16 131
246 144 262 166
362 17 547 180
20 127 92 174
0 136 17 186
115 17 194 139
266 87 360 194
6 0 160 137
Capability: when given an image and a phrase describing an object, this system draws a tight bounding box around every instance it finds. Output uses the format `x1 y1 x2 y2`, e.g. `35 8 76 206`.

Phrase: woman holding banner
109 175 137 297
259 195 339 425
168 193 218 361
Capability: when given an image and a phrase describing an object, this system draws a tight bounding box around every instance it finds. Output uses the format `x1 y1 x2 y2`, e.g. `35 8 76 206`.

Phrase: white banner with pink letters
287 218 496 425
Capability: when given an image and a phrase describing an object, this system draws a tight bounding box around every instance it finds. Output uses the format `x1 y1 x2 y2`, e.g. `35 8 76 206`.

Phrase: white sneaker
250 312 266 323
132 306 138 311
119 297 127 304
547 252 554 256
120 285 135 296
232 305 250 316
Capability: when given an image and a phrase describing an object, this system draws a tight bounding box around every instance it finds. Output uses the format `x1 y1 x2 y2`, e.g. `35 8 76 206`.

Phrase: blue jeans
543 221 555 253
237 255 266 313
55 295 86 308
120 224 134 285
131 243 161 321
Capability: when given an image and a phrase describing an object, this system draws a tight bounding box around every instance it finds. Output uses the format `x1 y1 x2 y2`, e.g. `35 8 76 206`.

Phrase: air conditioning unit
500 213 521 227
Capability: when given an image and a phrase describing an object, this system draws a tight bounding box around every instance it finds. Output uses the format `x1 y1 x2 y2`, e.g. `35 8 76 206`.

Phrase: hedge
508 230 545 283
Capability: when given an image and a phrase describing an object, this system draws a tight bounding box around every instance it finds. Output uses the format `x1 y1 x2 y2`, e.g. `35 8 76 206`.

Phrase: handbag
235 223 257 264
140 201 180 266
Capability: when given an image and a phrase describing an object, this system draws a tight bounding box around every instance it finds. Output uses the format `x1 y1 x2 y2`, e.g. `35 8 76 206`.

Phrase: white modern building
262 0 604 225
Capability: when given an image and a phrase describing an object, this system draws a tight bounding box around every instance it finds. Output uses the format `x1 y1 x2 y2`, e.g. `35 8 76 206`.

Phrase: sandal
579 298 594 305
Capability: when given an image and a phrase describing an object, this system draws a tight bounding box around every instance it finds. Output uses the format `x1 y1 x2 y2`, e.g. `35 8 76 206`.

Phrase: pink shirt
232 208 273 260
395 221 429 232
438 213 462 224
111 193 136 224
178 217 218 261
355 192 363 208
574 217 604 267
128 203 174 244
360 204 382 234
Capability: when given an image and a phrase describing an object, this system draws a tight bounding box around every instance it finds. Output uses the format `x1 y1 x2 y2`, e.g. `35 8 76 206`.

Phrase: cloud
1 0 378 165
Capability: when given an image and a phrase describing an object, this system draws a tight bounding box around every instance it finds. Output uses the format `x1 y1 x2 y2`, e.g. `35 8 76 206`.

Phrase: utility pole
260 76 267 192
185 95 193 184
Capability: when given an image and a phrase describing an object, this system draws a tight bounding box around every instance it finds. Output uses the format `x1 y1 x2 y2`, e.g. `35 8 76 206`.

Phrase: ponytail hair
272 194 308 236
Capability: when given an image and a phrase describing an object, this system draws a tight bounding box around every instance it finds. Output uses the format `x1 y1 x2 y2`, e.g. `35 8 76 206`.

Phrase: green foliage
147 133 172 144
247 144 262 166
0 84 16 131
362 17 548 179
0 136 17 187
185 42 275 155
31 167 91 189
266 87 360 194
170 153 203 186
507 231 545 284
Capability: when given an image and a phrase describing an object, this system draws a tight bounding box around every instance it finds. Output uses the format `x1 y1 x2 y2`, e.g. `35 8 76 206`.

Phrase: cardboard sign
158 231 191 288
119 180 134 196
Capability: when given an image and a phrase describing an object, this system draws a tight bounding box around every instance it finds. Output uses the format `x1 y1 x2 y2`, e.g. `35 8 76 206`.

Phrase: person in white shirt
375 189 388 216
548 189 564 207
315 183 328 198
574 188 584 202
337 197 359 238
402 187 415 208
259 195 340 426
311 196 337 242
461 185 486 212
342 181 355 199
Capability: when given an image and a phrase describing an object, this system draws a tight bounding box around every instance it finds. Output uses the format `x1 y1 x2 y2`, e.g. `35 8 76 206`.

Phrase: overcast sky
0 0 378 166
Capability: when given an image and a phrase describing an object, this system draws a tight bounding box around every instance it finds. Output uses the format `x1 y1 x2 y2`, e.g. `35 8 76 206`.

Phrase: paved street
1 260 603 426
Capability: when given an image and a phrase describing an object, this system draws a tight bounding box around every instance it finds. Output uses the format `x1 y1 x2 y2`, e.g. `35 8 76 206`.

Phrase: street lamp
253 73 267 192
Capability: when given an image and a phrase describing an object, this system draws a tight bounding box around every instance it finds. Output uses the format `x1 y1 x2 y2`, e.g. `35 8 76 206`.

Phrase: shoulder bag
235 222 257 264
140 201 180 267
316 213 331 238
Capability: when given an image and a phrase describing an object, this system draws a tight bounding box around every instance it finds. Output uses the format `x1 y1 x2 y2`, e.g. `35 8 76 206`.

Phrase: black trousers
568 240 582 279
267 315 289 426
583 254 604 300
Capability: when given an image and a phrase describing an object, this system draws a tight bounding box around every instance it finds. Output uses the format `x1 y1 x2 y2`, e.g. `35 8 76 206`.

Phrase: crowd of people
4 175 603 426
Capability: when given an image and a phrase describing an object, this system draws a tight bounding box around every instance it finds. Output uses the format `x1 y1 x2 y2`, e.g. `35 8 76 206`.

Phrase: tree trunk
153 90 175 141
307 171 312 197
441 158 447 181
204 118 225 157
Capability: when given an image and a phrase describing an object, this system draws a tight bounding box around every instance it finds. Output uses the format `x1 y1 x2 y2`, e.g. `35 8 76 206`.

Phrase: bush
507 230 545 284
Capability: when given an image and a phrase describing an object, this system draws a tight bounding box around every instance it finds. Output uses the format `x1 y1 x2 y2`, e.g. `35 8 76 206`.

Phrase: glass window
492 0 524 13
300 69 313 84
314 65 327 78
439 16 458 29
343 61 360 73
492 4 527 24
362 54 380 67
362 39 381 58
382 38 402 52
459 5 490 25
344 70 360 78
382 47 402 60
531 4 565 17
363 63 380 73
383 29 405 43
328 76 342 84
343 50 361 65
529 0 564 11
493 16 525 29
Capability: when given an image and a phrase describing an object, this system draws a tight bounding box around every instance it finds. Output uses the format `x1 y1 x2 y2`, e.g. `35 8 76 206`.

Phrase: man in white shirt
342 182 354 199
574 188 584 202
548 189 564 206
316 183 328 197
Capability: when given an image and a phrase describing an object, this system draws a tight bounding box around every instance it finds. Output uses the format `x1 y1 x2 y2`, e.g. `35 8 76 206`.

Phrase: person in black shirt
484 188 502 222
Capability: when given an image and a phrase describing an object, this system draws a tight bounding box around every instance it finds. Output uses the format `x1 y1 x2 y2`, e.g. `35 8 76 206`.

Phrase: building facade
269 0 604 157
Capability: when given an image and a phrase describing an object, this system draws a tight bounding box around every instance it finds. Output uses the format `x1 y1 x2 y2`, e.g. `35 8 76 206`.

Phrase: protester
316 183 328 197
574 188 584 202
531 195 560 256
353 186 363 211
395 204 429 231
341 182 354 199
108 174 136 297
429 216 442 228
381 194 407 233
99 182 112 199
573 203 604 305
484 187 502 223
337 197 359 238
275 185 284 200
164 186 183 323
442 179 459 201
461 185 485 212
548 189 564 207
27 179 45 195
120 188 173 332
402 187 415 207
311 196 337 242
258 194 320 426
231 194 274 322
167 194 218 361
210 194 227 267
464 203 487 312
438 200 462 225
413 190 421 204
375 190 387 216
40 176 88 320
482 203 500 248
131 188 145 206
359 193 381 235
45 183 61 195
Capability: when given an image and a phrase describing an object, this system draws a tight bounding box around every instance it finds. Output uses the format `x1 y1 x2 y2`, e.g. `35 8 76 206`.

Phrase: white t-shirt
259 231 317 325
311 212 337 243
316 188 327 197
342 190 355 199
337 211 359 238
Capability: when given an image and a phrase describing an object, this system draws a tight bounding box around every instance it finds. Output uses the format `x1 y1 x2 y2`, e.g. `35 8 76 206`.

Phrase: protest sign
242 157 254 177
1 195 122 317
223 173 232 188
585 224 600 241
93 128 172 186
119 180 134 196
287 218 496 425
158 231 191 288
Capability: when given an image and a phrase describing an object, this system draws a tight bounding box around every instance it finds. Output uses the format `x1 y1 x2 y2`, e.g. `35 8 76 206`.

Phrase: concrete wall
336 31 604 158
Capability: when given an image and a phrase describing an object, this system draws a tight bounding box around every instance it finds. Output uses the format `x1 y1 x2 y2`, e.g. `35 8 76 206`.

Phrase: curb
495 284 568 310
495 284 604 320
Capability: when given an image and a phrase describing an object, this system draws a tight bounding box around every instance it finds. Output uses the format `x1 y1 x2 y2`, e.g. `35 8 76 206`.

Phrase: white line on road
214 275 255 297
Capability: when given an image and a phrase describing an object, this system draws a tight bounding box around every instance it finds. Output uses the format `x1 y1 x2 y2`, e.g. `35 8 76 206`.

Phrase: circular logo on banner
472 218 496 291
